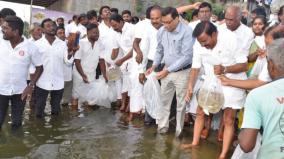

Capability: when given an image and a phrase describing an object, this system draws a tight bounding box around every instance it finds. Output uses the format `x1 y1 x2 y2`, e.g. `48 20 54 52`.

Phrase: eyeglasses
162 18 175 25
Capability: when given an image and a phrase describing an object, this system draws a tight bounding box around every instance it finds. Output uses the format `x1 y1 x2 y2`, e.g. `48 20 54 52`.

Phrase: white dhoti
129 62 145 113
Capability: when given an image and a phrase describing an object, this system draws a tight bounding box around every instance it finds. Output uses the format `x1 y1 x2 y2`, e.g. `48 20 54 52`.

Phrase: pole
30 0 33 26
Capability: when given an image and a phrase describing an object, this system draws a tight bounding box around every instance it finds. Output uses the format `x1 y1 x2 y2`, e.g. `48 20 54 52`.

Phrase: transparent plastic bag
107 66 122 81
81 79 112 108
197 75 224 114
248 57 267 79
143 73 162 119
107 81 117 102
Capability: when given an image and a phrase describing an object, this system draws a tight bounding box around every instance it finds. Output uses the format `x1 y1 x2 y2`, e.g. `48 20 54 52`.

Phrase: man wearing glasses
147 7 194 137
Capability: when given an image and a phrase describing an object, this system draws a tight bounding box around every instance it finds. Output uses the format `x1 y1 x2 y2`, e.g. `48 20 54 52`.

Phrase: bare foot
120 105 126 112
116 100 122 108
125 103 130 113
200 128 210 139
180 143 198 150
127 113 133 122
217 129 223 142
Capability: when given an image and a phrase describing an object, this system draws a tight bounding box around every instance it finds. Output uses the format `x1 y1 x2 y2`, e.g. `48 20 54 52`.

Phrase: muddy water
0 106 229 159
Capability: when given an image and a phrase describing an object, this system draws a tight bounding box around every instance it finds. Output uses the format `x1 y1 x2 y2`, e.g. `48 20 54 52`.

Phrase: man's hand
185 86 193 103
21 85 33 101
115 59 123 66
156 69 169 80
192 2 201 9
68 46 80 56
218 75 231 86
139 73 146 84
82 74 89 83
145 66 155 75
103 74 108 83
257 48 266 58
136 52 143 64
214 65 225 75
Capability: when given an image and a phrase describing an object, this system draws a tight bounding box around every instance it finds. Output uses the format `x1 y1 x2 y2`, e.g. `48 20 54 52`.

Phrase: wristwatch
29 82 35 89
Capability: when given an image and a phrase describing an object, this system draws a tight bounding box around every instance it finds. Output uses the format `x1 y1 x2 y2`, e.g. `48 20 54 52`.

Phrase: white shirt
35 36 74 90
219 23 254 57
77 24 87 39
254 35 266 49
188 20 200 31
98 21 116 63
113 22 135 56
73 38 104 82
192 30 247 108
112 22 135 71
65 21 77 38
62 40 73 81
0 38 42 95
27 37 38 79
133 19 151 73
258 62 272 82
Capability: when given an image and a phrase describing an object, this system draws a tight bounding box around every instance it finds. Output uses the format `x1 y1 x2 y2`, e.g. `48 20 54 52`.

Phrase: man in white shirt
133 5 163 125
65 15 78 38
182 21 248 159
28 22 42 42
35 18 76 118
56 26 72 107
87 10 98 25
77 14 88 39
0 16 43 129
110 14 135 118
219 25 284 89
98 6 123 108
188 2 212 30
0 8 16 39
72 23 107 106
27 22 43 112
121 10 132 23
187 2 214 139
219 6 254 60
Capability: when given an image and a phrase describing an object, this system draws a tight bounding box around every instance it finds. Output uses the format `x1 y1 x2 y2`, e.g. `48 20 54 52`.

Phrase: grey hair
29 22 41 32
226 5 242 19
267 38 284 71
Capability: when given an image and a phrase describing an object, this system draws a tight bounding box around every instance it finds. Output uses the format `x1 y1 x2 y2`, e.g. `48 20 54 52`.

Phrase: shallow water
0 106 231 159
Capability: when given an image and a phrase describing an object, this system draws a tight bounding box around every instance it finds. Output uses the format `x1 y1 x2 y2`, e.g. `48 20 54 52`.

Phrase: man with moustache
34 18 76 118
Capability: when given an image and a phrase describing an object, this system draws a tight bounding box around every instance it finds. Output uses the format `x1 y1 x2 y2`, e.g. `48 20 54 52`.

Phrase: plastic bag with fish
197 74 224 115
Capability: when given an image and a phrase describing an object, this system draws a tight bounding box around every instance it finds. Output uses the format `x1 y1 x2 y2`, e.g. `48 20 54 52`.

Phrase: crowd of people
0 1 284 158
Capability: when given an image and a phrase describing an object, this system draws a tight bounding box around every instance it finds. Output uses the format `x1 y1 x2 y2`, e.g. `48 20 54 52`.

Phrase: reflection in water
0 106 230 159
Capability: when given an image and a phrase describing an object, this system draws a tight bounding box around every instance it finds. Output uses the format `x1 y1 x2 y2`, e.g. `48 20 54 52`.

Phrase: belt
175 64 191 72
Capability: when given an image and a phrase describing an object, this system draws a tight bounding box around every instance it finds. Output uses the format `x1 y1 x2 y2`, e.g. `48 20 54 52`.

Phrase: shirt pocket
173 38 182 54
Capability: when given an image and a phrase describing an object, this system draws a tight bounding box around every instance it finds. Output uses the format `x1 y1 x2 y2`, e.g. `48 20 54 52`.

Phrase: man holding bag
147 7 194 137
181 21 248 159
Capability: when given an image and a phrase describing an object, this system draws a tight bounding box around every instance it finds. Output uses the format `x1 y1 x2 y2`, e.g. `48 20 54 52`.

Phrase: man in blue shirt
239 38 284 159
147 7 194 137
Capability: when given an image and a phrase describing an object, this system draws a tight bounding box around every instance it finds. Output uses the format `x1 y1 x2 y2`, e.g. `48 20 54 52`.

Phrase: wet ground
0 105 233 159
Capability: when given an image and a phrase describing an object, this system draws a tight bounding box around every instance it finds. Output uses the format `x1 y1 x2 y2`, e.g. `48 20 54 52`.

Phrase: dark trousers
0 94 25 129
35 86 64 118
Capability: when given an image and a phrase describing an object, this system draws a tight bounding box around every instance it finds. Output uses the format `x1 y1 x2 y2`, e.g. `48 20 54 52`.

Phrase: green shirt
242 78 284 159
